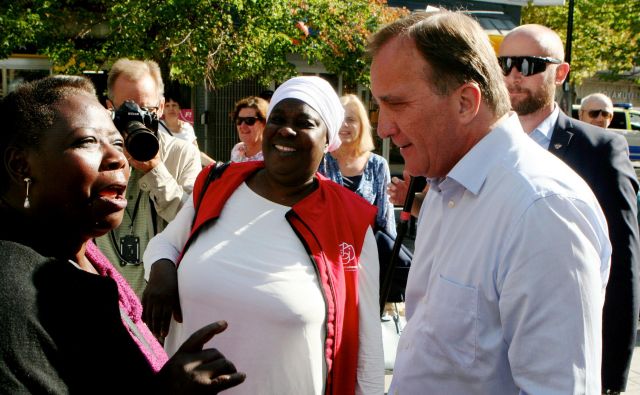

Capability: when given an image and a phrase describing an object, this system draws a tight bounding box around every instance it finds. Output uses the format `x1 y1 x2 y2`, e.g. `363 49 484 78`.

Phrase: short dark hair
368 10 510 117
164 92 184 108
0 75 97 189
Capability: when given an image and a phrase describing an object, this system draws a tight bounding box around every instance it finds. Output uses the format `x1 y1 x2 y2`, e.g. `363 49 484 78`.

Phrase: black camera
112 100 160 162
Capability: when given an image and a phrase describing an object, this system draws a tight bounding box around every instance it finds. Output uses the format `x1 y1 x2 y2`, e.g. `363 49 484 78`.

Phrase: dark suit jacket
549 112 640 392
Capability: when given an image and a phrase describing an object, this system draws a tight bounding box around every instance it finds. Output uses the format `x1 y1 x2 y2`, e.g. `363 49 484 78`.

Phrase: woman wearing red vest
142 76 384 395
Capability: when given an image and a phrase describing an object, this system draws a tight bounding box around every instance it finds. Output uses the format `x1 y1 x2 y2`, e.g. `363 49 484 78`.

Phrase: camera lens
124 121 159 162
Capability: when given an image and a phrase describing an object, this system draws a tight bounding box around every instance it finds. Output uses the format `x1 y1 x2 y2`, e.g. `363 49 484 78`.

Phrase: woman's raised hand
158 321 246 394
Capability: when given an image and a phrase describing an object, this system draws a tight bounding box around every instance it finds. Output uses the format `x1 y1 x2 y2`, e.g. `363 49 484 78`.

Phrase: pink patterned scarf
85 241 168 372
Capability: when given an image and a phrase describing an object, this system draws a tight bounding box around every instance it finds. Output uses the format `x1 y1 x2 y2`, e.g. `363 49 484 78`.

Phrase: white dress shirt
389 113 611 394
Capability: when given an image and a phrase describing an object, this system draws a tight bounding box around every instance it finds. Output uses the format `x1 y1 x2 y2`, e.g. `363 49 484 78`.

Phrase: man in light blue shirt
500 25 639 394
369 11 611 394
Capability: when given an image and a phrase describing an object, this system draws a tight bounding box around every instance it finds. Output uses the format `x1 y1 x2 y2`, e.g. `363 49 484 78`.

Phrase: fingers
178 321 228 354
173 302 183 323
209 372 246 392
152 300 173 338
143 259 180 336
388 176 409 205
195 353 246 392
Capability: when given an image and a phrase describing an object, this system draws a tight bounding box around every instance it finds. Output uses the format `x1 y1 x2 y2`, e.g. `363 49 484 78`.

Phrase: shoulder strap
191 162 230 229
158 120 173 136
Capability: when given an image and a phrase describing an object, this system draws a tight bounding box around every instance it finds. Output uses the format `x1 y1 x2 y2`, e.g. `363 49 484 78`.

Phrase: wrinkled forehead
111 75 161 108
583 98 613 111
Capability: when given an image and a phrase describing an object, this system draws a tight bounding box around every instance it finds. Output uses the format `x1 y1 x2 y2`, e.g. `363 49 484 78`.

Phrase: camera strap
109 189 143 265
125 191 143 234
158 120 173 136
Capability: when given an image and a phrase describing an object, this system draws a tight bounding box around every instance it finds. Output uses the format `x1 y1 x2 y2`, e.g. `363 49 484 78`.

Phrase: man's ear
457 82 481 125
555 62 571 85
4 146 30 184
156 96 165 119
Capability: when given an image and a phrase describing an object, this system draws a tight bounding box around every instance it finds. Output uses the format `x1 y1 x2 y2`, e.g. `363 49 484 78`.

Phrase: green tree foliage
522 0 640 85
0 0 407 88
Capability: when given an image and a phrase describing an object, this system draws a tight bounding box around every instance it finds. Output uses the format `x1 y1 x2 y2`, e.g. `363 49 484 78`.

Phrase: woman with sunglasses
230 96 268 162
0 76 244 393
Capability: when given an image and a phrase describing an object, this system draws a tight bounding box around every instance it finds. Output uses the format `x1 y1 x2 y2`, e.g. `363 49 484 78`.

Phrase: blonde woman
319 94 396 236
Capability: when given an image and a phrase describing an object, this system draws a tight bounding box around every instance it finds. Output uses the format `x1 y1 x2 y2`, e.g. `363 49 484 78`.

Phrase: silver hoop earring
23 177 31 209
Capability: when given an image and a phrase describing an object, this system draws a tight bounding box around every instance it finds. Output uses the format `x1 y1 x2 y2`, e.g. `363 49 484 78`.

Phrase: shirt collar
430 113 524 196
530 104 560 143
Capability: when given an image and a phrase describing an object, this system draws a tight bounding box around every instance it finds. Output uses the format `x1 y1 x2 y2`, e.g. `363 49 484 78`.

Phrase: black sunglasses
498 56 562 77
584 109 613 119
235 116 262 126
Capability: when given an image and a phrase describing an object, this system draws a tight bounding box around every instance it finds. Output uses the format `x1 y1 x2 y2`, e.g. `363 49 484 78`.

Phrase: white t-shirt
161 120 197 144
145 182 384 395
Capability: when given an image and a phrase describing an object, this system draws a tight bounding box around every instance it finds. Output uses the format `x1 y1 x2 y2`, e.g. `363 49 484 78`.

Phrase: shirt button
448 200 455 208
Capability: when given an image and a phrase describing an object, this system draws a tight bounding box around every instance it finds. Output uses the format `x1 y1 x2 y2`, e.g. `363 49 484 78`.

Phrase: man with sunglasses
500 25 640 395
580 93 615 129
94 58 202 298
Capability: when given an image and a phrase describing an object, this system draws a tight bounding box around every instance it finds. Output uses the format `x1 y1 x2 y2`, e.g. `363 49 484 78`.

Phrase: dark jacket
0 241 159 394
549 112 640 392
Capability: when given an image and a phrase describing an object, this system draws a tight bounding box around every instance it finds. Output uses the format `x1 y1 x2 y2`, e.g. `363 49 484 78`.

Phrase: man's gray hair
580 93 614 110
107 58 164 102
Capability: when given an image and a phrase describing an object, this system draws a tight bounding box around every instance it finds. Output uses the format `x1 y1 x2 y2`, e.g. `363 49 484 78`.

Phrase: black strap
126 192 143 230
380 176 419 315
191 162 231 229
158 120 173 136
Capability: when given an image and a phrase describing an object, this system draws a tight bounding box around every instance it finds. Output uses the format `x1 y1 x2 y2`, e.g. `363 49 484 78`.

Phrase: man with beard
499 24 640 395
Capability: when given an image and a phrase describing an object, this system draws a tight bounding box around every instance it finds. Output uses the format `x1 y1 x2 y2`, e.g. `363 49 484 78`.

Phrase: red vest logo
339 242 358 271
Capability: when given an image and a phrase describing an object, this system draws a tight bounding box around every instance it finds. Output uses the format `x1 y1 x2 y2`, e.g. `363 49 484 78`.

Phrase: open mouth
98 185 125 199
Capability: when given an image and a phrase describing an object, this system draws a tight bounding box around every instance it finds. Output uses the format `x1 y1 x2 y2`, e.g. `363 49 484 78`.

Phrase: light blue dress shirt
528 104 559 150
389 114 611 394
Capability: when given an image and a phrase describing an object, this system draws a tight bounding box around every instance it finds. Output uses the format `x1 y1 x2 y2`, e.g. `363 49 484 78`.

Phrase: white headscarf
267 76 344 152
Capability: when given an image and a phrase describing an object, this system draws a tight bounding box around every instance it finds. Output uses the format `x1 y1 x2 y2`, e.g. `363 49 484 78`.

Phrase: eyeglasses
235 116 262 126
141 106 160 114
584 109 613 119
497 56 562 77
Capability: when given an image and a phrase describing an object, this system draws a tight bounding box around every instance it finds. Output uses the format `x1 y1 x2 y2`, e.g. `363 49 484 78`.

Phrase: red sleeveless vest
185 161 376 395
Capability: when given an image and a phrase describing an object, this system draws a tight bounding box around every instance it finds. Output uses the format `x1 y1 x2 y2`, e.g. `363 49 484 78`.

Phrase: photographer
94 58 202 298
